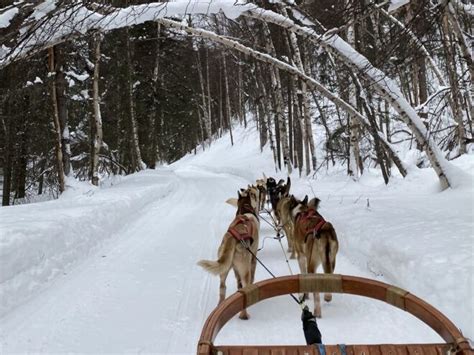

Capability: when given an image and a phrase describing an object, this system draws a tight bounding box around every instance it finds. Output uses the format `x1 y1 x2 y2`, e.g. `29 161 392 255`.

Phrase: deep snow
0 124 472 353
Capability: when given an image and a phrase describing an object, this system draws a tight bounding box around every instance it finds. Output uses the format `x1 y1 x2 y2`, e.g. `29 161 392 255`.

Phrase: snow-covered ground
0 124 472 353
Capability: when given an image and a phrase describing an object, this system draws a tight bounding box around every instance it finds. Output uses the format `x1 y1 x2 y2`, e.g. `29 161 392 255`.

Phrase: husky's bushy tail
225 198 238 207
197 234 237 275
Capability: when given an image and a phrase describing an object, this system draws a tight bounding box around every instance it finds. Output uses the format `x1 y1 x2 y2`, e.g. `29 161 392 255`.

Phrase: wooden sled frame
197 274 472 354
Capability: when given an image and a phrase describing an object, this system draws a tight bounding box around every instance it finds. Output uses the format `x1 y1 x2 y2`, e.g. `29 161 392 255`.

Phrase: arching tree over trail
0 0 471 203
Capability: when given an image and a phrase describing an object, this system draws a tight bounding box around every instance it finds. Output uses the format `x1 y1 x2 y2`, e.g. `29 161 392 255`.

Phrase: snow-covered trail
0 166 443 354
0 167 244 353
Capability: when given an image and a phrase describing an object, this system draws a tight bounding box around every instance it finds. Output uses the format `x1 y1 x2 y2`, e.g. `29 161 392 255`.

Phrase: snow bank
0 170 176 318
299 170 473 338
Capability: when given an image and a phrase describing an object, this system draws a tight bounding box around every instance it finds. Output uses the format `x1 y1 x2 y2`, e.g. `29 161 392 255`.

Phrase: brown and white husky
198 189 260 319
289 196 339 318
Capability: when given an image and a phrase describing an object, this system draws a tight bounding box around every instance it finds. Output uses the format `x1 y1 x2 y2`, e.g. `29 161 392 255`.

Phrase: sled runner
197 274 472 355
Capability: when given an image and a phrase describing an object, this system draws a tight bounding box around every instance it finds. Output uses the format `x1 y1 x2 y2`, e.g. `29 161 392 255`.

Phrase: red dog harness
228 215 254 244
297 208 327 242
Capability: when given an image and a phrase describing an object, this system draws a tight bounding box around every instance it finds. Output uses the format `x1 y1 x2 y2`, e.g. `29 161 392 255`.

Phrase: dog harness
297 208 327 242
228 215 254 244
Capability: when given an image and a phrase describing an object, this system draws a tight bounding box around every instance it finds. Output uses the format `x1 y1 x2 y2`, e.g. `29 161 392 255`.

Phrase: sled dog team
197 175 339 319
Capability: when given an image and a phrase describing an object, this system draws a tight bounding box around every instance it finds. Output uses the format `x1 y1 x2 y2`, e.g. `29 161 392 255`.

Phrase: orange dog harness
228 215 254 244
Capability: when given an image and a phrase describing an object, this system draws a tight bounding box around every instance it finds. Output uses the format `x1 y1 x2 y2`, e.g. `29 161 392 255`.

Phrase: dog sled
197 274 472 355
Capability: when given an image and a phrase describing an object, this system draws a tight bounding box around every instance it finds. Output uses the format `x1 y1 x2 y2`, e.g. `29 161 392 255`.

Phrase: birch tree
125 26 145 171
90 32 103 186
195 45 212 146
48 47 66 193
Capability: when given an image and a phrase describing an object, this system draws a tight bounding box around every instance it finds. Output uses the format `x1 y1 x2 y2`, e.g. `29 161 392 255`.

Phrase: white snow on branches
0 7 19 28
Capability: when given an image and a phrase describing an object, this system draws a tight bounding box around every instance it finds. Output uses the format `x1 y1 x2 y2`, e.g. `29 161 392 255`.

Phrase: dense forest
0 0 472 205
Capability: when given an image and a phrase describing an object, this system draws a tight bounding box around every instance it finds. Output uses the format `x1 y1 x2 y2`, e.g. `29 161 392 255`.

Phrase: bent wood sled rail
197 274 472 355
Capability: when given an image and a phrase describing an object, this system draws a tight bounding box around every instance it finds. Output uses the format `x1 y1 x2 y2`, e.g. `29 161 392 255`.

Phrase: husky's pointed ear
263 172 267 181
284 177 291 195
314 197 321 209
308 197 320 209
238 190 241 198
290 195 297 207
302 195 308 205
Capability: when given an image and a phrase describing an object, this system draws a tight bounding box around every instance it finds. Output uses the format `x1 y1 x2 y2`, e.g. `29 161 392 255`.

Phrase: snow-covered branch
244 6 454 189
156 17 407 178
0 0 257 69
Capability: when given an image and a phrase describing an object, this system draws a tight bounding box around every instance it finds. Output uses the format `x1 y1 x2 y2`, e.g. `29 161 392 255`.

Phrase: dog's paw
239 312 250 320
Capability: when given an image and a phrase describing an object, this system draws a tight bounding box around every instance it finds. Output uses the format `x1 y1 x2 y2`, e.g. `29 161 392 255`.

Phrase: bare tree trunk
125 27 144 171
150 22 161 168
218 63 223 138
313 94 335 166
238 54 246 128
262 22 291 173
337 22 363 178
90 33 103 186
353 76 389 184
294 97 304 175
383 100 391 142
301 44 317 172
159 72 165 157
48 47 65 193
256 103 267 151
13 109 28 201
37 155 46 196
339 67 363 177
222 52 234 145
287 75 294 166
115 98 124 175
446 4 473 140
196 103 206 148
196 45 212 145
280 6 316 174
256 64 277 164
54 45 72 177
206 48 213 137
446 4 474 86
442 13 467 155
296 85 310 175
2 112 13 206
349 114 363 177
